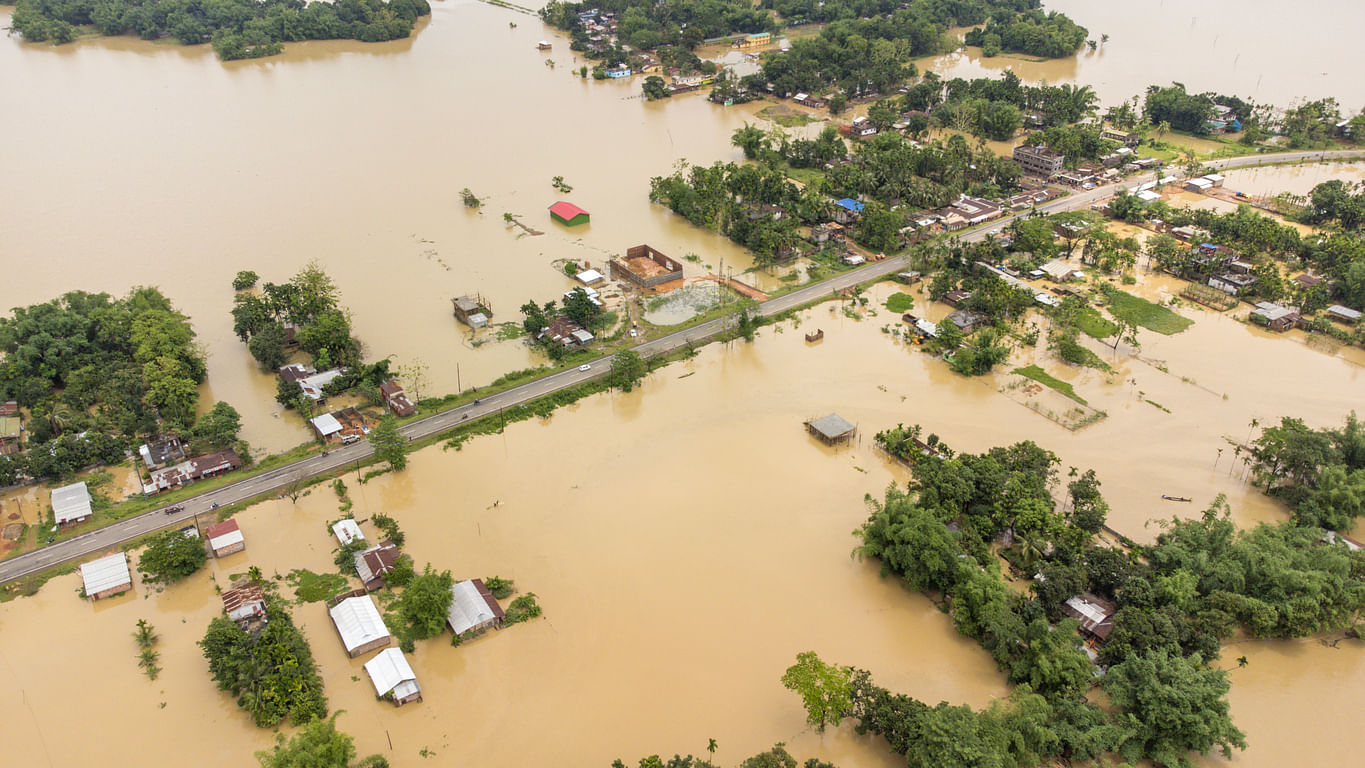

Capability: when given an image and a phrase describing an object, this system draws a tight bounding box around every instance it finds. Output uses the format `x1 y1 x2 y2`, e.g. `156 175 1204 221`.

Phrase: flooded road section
928 0 1365 107
0 3 763 454
3 283 1364 767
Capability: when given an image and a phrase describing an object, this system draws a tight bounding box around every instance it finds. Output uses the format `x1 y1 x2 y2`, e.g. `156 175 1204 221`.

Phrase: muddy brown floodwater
3 282 1364 767
3 1 1365 766
927 0 1365 108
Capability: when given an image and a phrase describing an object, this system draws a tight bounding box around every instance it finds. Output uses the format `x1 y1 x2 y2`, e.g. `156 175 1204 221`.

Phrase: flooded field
926 0 1365 107
0 3 763 454
1219 161 1365 198
4 279 1364 766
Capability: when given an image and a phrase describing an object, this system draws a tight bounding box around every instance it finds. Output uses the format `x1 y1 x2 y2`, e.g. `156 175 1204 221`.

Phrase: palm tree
1016 535 1046 572
707 738 718 766
134 619 158 649
138 647 160 670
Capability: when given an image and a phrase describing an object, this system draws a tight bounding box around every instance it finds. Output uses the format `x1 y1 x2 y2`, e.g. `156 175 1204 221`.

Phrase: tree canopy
200 600 328 727
137 528 208 584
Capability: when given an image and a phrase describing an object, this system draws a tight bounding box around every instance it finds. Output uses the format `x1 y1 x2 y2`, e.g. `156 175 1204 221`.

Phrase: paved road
4 151 1356 586
1205 149 1365 170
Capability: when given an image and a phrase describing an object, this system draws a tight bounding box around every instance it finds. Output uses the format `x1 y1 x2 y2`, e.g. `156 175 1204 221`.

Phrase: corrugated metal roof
808 413 855 440
364 648 419 698
332 519 365 546
52 481 92 524
310 413 342 435
447 579 502 635
329 595 390 653
549 201 589 219
80 553 131 596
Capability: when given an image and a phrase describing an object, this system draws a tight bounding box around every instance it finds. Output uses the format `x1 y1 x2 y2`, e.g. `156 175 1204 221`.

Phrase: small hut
365 648 422 705
804 329 824 342
805 413 857 445
549 201 590 227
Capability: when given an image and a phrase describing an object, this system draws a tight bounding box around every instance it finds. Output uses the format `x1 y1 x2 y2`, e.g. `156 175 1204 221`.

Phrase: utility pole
456 362 461 394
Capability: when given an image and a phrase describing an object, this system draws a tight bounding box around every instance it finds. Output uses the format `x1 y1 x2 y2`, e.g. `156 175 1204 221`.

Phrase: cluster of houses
138 435 242 496
1012 144 1158 189
321 518 507 706
78 514 251 601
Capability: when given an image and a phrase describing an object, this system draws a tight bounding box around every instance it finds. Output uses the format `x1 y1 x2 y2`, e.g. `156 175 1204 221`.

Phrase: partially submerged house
805 413 857 446
1062 592 1117 643
205 519 246 557
1326 305 1363 324
278 362 315 384
446 578 505 638
354 541 401 591
328 593 392 658
365 647 422 706
222 582 268 631
1208 272 1257 296
1040 260 1084 283
1250 302 1300 331
332 518 365 546
945 309 988 333
379 381 416 418
298 369 345 401
942 289 972 308
451 296 489 329
80 553 132 600
52 481 93 526
549 200 590 227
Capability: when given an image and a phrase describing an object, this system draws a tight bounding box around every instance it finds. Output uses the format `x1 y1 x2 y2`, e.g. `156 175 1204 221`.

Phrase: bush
505 592 543 624
232 270 259 291
484 576 515 599
138 529 208 584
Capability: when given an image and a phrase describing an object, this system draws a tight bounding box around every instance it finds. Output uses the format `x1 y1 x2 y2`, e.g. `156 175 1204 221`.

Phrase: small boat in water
1161 494 1193 502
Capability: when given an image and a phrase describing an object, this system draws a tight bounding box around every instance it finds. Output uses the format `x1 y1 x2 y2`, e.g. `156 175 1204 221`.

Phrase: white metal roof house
205 519 246 557
447 579 505 637
52 481 93 525
329 595 392 657
332 519 365 546
80 553 132 600
1040 260 1084 282
364 647 422 706
310 413 343 441
298 369 345 401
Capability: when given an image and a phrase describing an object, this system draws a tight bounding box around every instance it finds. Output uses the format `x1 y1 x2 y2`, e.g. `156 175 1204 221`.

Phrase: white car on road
578 364 591 372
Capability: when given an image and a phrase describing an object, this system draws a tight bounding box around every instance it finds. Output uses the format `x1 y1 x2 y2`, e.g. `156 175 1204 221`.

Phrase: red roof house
549 201 590 226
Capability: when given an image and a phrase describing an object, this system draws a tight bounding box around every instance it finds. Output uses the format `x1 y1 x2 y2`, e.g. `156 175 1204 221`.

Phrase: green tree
609 349 648 392
256 713 387 768
248 322 289 370
394 564 455 640
1104 648 1246 767
642 75 670 100
368 416 408 471
233 271 259 291
138 528 208 584
781 651 854 731
193 401 243 451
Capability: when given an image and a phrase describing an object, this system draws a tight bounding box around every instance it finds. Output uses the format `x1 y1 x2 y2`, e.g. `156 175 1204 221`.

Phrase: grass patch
1075 307 1117 339
494 322 525 341
1105 290 1193 335
885 292 915 313
758 105 816 128
285 569 350 603
782 164 826 187
1013 365 1088 405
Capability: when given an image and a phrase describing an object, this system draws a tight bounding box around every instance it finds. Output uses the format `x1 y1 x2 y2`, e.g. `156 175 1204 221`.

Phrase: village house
541 316 595 347
605 63 632 78
278 362 315 385
138 435 185 470
447 578 506 639
1100 128 1140 147
332 518 365 546
1250 302 1301 331
1040 260 1085 283
297 368 345 401
549 200 590 227
354 541 401 591
943 196 1004 226
328 592 392 658
832 198 865 224
222 582 268 631
1208 272 1258 296
575 268 605 286
805 413 857 445
1012 145 1065 177
848 116 877 138
205 518 246 557
143 450 243 495
810 222 846 244
903 313 939 339
52 481 93 526
309 407 370 445
1292 272 1325 290
450 296 489 329
736 31 771 49
945 308 988 333
1184 177 1214 194
1062 592 1117 643
80 552 132 600
1326 305 1363 324
942 289 972 308
365 647 422 705
379 380 417 418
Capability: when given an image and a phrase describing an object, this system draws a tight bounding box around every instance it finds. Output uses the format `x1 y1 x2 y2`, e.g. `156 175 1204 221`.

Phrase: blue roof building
835 198 864 213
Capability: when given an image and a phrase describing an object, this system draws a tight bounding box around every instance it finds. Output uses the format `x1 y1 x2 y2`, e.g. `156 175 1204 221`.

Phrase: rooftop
329 595 390 653
807 413 856 441
365 647 420 700
332 518 365 546
52 481 93 524
447 578 505 635
549 201 589 220
205 519 244 551
80 553 131 596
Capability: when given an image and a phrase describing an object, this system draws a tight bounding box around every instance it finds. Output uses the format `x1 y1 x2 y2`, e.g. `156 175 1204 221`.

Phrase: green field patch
885 292 915 313
1106 290 1193 335
1013 365 1088 405
286 569 350 603
1075 307 1117 339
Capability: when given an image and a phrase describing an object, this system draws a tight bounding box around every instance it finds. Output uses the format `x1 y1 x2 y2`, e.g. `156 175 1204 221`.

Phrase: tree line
10 0 431 60
0 287 247 484
963 7 1088 59
780 434 1365 768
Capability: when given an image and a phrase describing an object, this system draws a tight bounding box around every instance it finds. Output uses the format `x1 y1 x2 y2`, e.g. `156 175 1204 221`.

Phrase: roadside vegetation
137 528 208 585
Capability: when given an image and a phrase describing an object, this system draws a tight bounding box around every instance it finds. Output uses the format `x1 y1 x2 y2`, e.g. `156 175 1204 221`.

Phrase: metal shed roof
808 413 856 440
447 579 503 635
365 647 419 699
329 595 390 654
310 413 343 436
332 519 365 546
52 481 93 524
206 519 244 551
80 553 131 596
